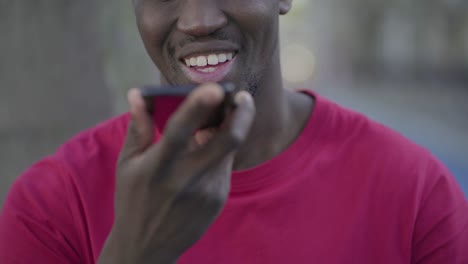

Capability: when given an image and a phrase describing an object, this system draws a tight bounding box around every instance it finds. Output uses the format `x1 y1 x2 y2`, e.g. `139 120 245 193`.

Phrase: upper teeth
184 53 234 67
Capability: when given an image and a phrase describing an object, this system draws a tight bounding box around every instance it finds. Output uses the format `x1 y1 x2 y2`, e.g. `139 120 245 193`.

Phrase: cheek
229 2 279 57
231 2 277 38
136 4 174 62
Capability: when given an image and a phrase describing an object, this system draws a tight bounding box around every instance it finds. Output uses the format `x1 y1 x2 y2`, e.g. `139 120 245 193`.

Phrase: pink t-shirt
1 91 467 263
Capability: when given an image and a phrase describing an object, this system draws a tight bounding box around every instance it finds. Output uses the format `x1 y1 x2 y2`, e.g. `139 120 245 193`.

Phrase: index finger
149 83 226 157
190 91 256 168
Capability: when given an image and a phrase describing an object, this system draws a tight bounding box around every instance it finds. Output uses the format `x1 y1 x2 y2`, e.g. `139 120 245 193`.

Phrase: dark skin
135 0 313 169
99 0 313 263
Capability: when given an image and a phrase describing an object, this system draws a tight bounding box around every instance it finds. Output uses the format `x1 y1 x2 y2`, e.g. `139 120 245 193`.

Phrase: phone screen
140 83 234 132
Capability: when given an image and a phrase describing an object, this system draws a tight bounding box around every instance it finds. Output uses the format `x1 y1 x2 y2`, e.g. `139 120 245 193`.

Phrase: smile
180 51 237 84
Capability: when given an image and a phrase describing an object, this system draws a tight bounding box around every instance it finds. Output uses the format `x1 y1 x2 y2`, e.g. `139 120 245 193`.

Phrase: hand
98 83 255 264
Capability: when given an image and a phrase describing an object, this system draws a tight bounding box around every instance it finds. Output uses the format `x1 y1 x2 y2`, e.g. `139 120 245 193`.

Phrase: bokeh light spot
281 43 316 83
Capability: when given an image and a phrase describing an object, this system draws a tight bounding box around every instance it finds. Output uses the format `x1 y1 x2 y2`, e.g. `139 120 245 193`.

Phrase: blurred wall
0 1 111 205
0 1 157 206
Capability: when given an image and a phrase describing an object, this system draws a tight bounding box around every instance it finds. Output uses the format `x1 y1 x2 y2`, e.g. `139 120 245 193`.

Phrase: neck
232 55 314 171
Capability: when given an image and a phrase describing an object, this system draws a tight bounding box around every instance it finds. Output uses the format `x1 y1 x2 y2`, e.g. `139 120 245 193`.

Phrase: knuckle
201 177 229 203
200 189 225 208
181 184 227 209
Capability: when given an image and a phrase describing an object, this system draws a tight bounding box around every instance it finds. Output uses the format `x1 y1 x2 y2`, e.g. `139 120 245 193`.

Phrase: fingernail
128 88 142 114
235 91 252 105
196 83 224 103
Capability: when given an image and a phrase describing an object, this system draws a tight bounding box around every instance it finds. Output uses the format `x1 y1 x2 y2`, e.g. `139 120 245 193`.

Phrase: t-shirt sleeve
0 160 82 263
411 159 468 264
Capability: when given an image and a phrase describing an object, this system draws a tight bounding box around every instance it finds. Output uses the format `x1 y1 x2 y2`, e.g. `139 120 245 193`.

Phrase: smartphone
140 82 235 132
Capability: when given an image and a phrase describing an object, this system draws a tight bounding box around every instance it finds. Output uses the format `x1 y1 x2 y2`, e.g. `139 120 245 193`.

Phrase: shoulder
0 114 130 262
312 92 465 202
5 112 129 204
56 113 130 166
2 112 130 213
39 113 129 193
315 93 468 262
51 112 130 198
37 112 130 216
314 92 435 170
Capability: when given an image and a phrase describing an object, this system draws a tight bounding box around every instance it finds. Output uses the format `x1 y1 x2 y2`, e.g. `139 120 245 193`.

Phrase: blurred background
0 0 467 207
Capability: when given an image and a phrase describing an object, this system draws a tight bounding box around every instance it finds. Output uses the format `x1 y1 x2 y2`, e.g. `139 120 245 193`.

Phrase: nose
177 1 228 37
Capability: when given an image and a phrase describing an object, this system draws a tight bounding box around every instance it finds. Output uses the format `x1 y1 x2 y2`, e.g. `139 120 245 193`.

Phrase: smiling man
1 1 467 263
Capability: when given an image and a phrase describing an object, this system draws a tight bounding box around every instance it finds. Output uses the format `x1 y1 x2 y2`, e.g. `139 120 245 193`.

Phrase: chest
176 188 409 264
84 168 412 264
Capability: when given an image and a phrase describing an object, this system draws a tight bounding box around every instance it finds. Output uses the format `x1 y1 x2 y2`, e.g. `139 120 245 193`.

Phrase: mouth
179 51 238 84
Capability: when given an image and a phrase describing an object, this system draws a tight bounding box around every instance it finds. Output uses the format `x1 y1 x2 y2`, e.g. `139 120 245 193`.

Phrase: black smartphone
140 82 236 132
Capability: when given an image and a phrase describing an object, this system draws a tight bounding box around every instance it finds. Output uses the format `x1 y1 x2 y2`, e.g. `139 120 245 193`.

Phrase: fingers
157 83 225 155
192 91 256 169
225 91 256 150
164 92 254 197
119 83 255 183
119 88 154 162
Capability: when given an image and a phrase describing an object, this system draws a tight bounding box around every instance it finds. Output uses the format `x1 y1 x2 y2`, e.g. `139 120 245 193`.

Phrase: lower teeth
198 67 216 73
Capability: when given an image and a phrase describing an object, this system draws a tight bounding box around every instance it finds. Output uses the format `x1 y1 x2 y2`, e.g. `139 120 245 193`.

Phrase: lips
176 41 239 84
179 51 237 83
179 51 237 84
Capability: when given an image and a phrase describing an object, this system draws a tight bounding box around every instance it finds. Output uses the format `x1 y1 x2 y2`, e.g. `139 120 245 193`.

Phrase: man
1 0 467 263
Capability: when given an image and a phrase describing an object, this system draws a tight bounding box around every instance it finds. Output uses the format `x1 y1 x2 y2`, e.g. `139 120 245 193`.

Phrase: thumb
119 88 154 162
